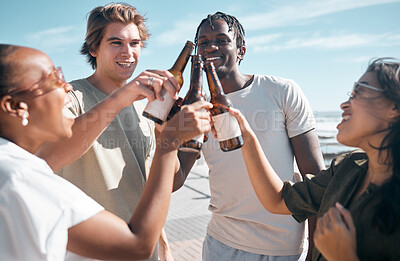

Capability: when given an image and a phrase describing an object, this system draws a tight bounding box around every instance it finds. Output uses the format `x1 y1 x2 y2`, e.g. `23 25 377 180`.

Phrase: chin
336 132 347 146
64 129 73 139
337 134 357 148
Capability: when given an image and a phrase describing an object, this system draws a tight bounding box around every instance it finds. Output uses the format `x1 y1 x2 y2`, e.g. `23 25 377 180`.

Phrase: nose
64 82 73 93
204 41 219 52
121 44 134 57
340 99 350 111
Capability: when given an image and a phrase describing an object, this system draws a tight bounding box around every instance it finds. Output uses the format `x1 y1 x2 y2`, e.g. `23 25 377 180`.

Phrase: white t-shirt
0 138 104 261
202 74 316 256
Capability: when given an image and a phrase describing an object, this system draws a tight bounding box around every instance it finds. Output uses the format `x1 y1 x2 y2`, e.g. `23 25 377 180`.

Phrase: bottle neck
169 41 195 75
188 57 203 95
205 63 225 99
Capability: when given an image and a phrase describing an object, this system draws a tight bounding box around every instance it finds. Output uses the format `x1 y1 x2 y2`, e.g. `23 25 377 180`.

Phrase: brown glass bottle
165 97 183 121
179 55 205 153
143 41 195 124
204 62 243 152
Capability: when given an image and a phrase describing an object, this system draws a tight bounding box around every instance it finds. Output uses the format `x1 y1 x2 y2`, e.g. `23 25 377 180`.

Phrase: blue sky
1 0 399 112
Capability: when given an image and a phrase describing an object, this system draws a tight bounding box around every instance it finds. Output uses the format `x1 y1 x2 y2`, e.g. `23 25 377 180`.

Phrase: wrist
156 132 181 152
109 86 136 110
242 130 257 145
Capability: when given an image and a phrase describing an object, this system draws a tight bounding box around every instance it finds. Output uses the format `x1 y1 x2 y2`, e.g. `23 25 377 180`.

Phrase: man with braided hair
194 12 325 260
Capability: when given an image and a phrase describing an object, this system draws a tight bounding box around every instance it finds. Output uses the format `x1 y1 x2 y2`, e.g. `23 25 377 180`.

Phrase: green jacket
283 149 400 260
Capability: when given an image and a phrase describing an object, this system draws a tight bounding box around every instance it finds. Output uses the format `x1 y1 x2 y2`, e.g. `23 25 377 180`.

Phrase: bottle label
192 133 204 143
143 89 175 122
212 112 242 141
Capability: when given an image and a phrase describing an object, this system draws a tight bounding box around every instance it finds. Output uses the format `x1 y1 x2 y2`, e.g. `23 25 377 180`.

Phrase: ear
388 104 400 120
89 48 98 58
0 95 29 119
237 46 246 60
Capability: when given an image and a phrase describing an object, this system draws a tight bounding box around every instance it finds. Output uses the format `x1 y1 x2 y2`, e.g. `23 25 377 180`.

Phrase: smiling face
10 47 75 143
91 22 141 85
337 71 396 149
196 19 244 79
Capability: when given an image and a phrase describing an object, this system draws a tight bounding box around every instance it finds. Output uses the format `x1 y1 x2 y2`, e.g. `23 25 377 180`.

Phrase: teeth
206 57 220 61
62 106 74 119
117 62 133 66
343 115 351 120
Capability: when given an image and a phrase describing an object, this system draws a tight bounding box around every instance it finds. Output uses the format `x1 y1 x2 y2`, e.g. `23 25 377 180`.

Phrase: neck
87 71 126 95
219 69 253 94
365 148 393 186
1 128 42 154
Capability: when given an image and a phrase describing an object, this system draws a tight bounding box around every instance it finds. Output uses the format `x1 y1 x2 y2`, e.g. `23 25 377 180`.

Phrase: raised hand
158 101 212 150
113 69 180 109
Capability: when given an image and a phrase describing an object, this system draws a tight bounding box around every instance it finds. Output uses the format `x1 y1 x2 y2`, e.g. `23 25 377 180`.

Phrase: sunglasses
347 82 384 100
7 67 67 97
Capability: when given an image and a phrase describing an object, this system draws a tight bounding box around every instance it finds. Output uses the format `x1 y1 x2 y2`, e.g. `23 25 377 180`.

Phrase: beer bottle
179 55 205 153
204 62 243 152
166 97 183 122
142 41 195 124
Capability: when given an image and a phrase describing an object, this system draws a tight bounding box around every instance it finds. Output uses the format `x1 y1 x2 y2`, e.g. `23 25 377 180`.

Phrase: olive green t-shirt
58 78 154 222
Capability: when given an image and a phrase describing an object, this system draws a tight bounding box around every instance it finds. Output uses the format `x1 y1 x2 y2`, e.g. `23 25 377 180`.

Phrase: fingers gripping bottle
179 55 206 153
204 62 243 152
142 41 195 124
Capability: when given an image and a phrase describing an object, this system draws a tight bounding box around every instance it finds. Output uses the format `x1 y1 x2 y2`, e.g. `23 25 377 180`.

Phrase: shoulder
69 78 94 98
68 78 101 113
70 78 89 89
0 154 52 196
0 141 51 181
331 149 368 169
254 74 301 94
256 74 298 87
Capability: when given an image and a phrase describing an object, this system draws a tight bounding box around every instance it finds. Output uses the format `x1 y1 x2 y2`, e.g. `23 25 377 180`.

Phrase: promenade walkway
165 157 211 261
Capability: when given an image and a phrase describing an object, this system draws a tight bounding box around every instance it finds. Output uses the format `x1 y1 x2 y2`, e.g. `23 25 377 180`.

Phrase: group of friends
0 3 399 261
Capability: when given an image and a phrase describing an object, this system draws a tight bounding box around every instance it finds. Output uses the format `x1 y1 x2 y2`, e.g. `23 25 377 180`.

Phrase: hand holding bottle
143 41 195 124
205 62 243 151
110 69 180 110
179 55 206 152
157 101 212 150
226 107 256 142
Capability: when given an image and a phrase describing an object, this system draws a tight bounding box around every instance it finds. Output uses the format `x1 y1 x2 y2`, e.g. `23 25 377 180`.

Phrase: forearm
36 93 125 171
306 216 317 261
241 133 291 215
154 121 199 192
158 228 174 261
128 146 177 250
159 228 171 253
172 151 199 191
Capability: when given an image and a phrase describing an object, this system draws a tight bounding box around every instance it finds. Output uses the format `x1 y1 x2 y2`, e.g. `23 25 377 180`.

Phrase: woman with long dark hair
229 58 400 260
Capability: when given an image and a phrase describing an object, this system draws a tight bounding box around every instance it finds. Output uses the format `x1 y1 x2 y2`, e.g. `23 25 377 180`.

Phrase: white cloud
334 55 373 64
149 0 400 47
246 33 282 45
25 25 84 52
152 20 201 47
241 0 400 31
252 32 400 52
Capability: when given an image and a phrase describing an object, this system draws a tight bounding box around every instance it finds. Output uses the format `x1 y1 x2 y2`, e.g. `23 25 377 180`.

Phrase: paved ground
165 156 211 261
